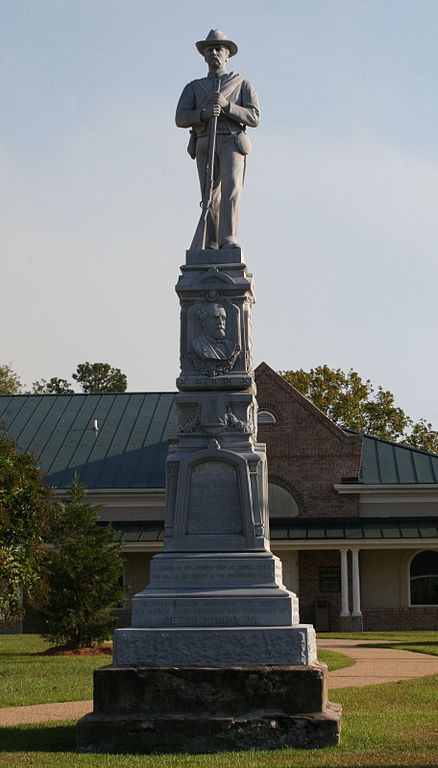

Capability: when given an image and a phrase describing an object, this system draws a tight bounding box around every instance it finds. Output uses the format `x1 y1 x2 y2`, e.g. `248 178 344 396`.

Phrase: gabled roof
0 393 176 489
254 363 438 486
1 388 438 489
255 362 354 444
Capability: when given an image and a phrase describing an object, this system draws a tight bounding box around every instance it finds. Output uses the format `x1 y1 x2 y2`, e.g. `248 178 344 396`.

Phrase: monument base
76 664 342 753
113 625 316 667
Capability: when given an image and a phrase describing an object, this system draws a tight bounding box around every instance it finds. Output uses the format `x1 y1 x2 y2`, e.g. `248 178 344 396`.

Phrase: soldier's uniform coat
176 72 260 248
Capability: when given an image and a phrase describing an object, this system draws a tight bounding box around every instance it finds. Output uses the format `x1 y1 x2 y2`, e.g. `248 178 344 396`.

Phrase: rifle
190 76 220 251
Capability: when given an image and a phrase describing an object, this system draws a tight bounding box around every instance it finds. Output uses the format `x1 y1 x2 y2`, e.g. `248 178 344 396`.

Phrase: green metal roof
1 394 438 489
103 517 438 543
0 393 176 489
270 517 438 540
109 521 165 543
343 429 438 484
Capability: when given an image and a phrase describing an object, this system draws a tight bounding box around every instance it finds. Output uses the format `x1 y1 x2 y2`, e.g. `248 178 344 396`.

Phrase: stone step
113 625 316 667
148 552 284 588
131 592 299 628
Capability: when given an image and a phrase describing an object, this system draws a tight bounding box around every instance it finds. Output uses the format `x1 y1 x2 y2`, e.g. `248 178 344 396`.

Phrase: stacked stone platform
77 664 341 753
76 245 341 752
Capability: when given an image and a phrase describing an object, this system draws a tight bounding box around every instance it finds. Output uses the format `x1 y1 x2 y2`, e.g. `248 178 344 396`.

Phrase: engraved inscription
186 461 242 535
133 598 293 627
150 560 279 587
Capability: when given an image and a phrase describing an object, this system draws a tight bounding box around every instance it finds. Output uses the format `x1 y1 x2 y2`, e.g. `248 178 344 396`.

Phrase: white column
351 547 362 617
340 548 350 617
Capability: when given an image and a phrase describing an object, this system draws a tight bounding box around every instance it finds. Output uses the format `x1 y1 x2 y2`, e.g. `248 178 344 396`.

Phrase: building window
268 483 299 518
319 566 341 594
410 550 438 606
258 411 276 424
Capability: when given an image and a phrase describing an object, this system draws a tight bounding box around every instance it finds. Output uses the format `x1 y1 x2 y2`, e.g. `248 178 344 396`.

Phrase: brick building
256 363 438 631
2 362 437 631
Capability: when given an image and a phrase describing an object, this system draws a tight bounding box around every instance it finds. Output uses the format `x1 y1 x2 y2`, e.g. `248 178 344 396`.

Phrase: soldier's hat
196 29 238 58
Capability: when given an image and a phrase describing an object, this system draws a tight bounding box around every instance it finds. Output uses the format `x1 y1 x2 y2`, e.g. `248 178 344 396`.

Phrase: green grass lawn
0 635 353 708
1 633 438 767
1 673 438 767
317 648 355 671
0 635 108 707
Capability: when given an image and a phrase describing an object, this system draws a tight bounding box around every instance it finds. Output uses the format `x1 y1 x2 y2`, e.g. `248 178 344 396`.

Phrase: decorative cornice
335 483 438 502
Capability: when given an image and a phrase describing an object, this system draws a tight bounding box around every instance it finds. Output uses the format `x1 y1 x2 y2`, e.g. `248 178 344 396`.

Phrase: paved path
2 640 438 725
0 699 93 726
318 638 438 688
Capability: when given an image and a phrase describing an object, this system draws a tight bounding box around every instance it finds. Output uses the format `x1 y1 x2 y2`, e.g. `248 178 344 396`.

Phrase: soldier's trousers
196 133 245 249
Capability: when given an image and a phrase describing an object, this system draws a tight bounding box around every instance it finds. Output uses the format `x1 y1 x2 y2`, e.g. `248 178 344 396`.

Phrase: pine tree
72 362 127 393
39 477 125 648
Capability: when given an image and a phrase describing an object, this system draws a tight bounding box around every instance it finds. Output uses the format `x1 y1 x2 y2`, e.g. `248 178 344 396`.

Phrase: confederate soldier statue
176 29 260 250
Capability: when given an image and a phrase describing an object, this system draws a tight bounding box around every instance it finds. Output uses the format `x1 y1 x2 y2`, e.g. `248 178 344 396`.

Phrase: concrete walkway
318 638 438 689
2 640 438 725
0 699 93 726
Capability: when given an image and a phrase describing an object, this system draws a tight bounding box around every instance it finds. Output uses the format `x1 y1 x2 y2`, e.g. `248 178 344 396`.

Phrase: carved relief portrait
192 302 237 361
186 294 240 377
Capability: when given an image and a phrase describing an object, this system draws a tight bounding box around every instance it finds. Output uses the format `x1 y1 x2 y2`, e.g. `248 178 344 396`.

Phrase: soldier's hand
203 103 222 119
216 93 229 110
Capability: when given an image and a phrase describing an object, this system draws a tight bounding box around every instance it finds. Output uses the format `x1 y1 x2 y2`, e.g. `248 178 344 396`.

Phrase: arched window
258 411 276 424
268 482 299 518
410 550 438 605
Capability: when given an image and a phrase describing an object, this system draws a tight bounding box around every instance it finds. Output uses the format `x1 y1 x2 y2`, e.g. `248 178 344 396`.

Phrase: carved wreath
186 347 241 378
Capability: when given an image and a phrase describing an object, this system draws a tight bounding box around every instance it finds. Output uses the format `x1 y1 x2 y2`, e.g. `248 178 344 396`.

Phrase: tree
0 426 53 625
280 365 438 452
406 419 438 454
32 377 74 394
72 362 127 393
38 477 125 648
0 364 22 394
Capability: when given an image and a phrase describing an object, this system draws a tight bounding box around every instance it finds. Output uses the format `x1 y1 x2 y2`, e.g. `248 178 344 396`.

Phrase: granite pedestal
76 246 341 752
76 664 341 753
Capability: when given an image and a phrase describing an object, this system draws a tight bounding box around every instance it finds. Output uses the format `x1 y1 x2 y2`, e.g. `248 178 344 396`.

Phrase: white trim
118 538 438 553
120 543 163 552
270 538 438 551
351 547 362 617
334 483 438 503
340 548 350 617
54 488 165 498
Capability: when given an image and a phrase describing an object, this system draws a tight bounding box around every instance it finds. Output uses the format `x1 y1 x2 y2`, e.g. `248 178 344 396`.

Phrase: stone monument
76 30 341 753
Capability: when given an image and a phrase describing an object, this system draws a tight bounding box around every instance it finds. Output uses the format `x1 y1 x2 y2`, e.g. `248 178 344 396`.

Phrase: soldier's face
204 45 230 71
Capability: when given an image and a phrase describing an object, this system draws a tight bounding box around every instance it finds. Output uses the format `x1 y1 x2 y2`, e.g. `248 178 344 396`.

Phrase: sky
2 0 438 426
